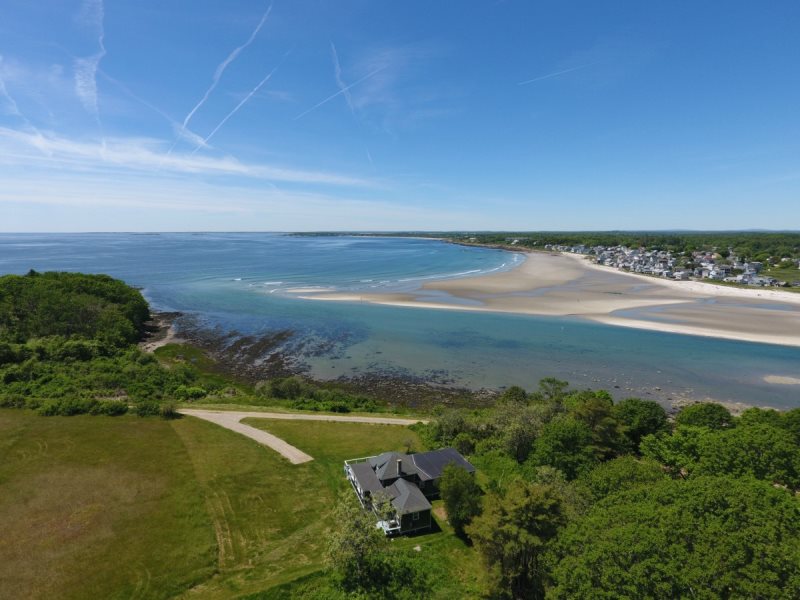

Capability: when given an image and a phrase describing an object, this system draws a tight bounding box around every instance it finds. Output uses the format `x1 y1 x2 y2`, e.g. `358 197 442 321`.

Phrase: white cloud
74 49 105 115
0 173 473 231
0 127 371 187
74 0 106 117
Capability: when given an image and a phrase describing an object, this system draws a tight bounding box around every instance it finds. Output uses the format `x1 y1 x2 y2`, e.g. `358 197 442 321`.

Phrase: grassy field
764 264 800 284
242 419 485 598
0 409 479 598
0 409 216 600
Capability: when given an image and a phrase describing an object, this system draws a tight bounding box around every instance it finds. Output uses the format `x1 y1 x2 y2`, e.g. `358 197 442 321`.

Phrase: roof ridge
410 454 431 479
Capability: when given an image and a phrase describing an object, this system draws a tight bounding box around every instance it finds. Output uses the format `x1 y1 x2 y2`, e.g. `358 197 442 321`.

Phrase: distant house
344 448 476 535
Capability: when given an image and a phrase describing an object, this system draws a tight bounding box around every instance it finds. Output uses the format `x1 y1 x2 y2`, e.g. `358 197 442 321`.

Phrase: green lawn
0 409 216 600
764 264 800 283
0 409 479 598
243 419 485 598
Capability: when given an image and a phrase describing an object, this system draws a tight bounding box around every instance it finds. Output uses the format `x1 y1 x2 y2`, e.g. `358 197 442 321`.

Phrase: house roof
382 478 432 515
366 448 476 483
349 462 384 494
411 447 476 480
369 452 419 482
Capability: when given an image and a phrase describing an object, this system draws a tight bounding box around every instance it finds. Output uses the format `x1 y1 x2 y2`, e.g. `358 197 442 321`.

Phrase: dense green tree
529 378 569 406
467 481 565 599
325 490 390 592
326 491 429 599
548 476 800 599
737 406 783 428
783 408 800 444
569 394 628 460
0 271 149 346
430 409 471 446
674 402 733 429
640 426 707 477
492 402 547 462
471 449 525 495
580 456 666 502
530 417 597 480
695 423 800 489
611 397 669 449
439 464 483 538
0 272 210 414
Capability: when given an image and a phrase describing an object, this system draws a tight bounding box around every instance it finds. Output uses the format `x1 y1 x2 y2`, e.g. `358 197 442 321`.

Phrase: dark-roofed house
344 447 476 535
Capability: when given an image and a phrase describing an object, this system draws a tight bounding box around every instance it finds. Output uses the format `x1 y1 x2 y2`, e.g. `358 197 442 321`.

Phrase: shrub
0 393 26 408
135 401 161 417
173 385 207 401
267 376 308 399
37 397 99 416
159 401 180 420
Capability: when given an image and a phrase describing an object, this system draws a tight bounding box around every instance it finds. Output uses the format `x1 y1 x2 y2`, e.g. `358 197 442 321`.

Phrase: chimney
396 458 403 477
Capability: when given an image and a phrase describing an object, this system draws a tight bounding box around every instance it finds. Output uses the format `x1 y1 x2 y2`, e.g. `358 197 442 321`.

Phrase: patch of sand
295 251 800 348
763 375 800 385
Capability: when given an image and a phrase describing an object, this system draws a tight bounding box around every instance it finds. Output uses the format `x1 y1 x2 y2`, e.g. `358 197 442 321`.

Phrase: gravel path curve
178 409 426 464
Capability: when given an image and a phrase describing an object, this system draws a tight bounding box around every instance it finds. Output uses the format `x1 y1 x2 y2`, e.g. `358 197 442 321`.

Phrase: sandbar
763 375 800 385
296 250 800 348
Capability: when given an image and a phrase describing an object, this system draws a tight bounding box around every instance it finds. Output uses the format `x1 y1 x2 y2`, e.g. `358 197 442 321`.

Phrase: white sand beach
296 250 800 349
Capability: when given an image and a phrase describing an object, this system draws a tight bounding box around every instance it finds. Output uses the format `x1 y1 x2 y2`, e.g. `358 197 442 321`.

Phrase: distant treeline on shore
292 231 800 263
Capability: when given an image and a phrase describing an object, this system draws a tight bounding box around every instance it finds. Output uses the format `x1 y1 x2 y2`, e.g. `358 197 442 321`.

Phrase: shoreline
295 248 800 349
140 312 185 352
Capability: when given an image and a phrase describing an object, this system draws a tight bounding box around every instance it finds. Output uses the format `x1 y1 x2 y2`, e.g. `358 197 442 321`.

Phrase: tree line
452 232 800 263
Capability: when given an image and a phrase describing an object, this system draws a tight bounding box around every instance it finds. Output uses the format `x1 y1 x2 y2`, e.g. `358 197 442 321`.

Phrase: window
412 512 419 521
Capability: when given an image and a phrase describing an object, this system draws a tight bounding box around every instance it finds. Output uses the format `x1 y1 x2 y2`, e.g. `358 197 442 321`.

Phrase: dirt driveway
179 409 426 464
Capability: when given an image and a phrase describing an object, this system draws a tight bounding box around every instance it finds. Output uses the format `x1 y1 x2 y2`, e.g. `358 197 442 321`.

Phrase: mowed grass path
0 409 429 598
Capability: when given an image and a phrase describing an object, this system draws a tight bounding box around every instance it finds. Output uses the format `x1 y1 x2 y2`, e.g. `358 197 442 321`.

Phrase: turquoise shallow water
1 233 798 408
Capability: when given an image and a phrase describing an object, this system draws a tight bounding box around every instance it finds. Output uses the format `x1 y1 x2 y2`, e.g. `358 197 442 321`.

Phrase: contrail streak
182 3 272 129
191 65 279 154
330 42 355 114
518 63 594 86
294 66 386 121
99 69 210 149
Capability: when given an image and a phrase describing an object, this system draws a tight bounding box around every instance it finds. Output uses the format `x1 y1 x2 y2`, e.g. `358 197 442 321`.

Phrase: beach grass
0 409 479 598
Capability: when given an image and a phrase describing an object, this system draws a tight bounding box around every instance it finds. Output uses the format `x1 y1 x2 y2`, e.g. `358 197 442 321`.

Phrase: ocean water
1 233 798 409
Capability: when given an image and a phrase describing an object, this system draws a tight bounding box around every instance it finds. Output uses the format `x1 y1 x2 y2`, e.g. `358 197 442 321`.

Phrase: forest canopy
0 271 197 414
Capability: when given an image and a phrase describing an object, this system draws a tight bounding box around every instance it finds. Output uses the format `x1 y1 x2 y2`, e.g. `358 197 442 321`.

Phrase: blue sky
1 1 798 232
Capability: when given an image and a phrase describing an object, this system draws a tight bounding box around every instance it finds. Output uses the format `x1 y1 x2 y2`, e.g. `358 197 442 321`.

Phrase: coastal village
529 242 800 288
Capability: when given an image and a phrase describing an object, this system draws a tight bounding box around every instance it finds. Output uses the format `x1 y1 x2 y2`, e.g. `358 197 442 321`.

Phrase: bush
267 376 308 399
173 385 207 401
135 401 161 417
159 401 180 420
0 393 26 408
38 397 99 416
